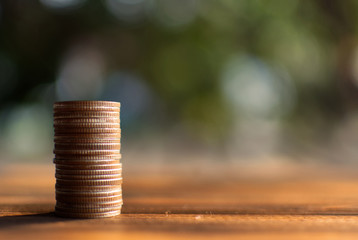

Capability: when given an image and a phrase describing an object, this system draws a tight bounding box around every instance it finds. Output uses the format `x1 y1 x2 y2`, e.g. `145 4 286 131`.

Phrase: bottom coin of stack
54 159 122 218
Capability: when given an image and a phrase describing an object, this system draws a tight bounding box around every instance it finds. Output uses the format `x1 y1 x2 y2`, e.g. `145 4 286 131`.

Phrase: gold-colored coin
54 128 120 134
54 154 121 160
54 101 120 112
54 107 119 113
54 159 120 165
54 100 120 108
56 200 122 207
54 118 120 124
56 189 121 196
56 195 122 203
56 178 123 186
55 163 122 170
55 209 121 218
56 168 121 175
54 132 121 139
54 111 119 119
54 160 120 166
53 149 120 155
54 122 120 128
55 184 122 192
55 173 122 180
55 205 122 213
54 138 121 144
54 143 121 150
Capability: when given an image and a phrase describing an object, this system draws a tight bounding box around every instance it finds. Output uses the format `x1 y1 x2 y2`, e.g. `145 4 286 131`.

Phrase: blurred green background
1 0 358 164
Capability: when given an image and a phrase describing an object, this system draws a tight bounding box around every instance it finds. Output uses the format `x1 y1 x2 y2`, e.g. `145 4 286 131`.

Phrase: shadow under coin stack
53 101 122 218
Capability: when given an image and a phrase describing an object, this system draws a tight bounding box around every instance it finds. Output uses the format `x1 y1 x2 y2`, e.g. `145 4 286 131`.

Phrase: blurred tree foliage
1 0 358 144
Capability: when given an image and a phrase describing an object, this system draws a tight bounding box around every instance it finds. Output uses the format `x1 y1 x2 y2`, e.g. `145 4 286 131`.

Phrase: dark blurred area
1 0 358 164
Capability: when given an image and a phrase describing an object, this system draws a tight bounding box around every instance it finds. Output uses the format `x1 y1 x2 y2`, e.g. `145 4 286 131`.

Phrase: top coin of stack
53 101 122 218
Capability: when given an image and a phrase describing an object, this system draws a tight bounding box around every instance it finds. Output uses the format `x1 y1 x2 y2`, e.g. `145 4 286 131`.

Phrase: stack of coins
53 101 122 218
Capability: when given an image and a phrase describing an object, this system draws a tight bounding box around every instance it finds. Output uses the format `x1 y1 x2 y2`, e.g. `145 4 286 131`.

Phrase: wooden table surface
1 162 358 239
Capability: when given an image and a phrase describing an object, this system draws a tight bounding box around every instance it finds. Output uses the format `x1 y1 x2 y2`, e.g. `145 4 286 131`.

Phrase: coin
54 143 121 150
55 184 122 192
56 196 123 203
56 196 122 202
56 192 121 197
55 173 122 180
55 174 122 181
56 178 123 186
56 195 123 203
54 128 121 134
55 209 121 218
54 132 121 139
54 111 120 119
55 187 122 193
53 116 121 123
54 138 121 144
55 163 122 170
55 207 122 215
56 168 122 175
54 101 119 107
56 198 123 205
54 122 120 128
59 202 123 208
56 171 122 178
54 154 121 160
54 100 121 108
56 189 121 196
54 107 119 113
54 118 120 124
54 160 120 166
55 205 122 213
55 188 122 194
53 149 121 155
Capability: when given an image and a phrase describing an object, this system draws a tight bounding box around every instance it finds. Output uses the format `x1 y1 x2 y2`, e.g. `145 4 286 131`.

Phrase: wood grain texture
1 163 358 239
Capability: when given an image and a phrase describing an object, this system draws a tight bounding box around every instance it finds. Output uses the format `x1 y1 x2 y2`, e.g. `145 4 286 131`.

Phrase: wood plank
1 163 358 239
